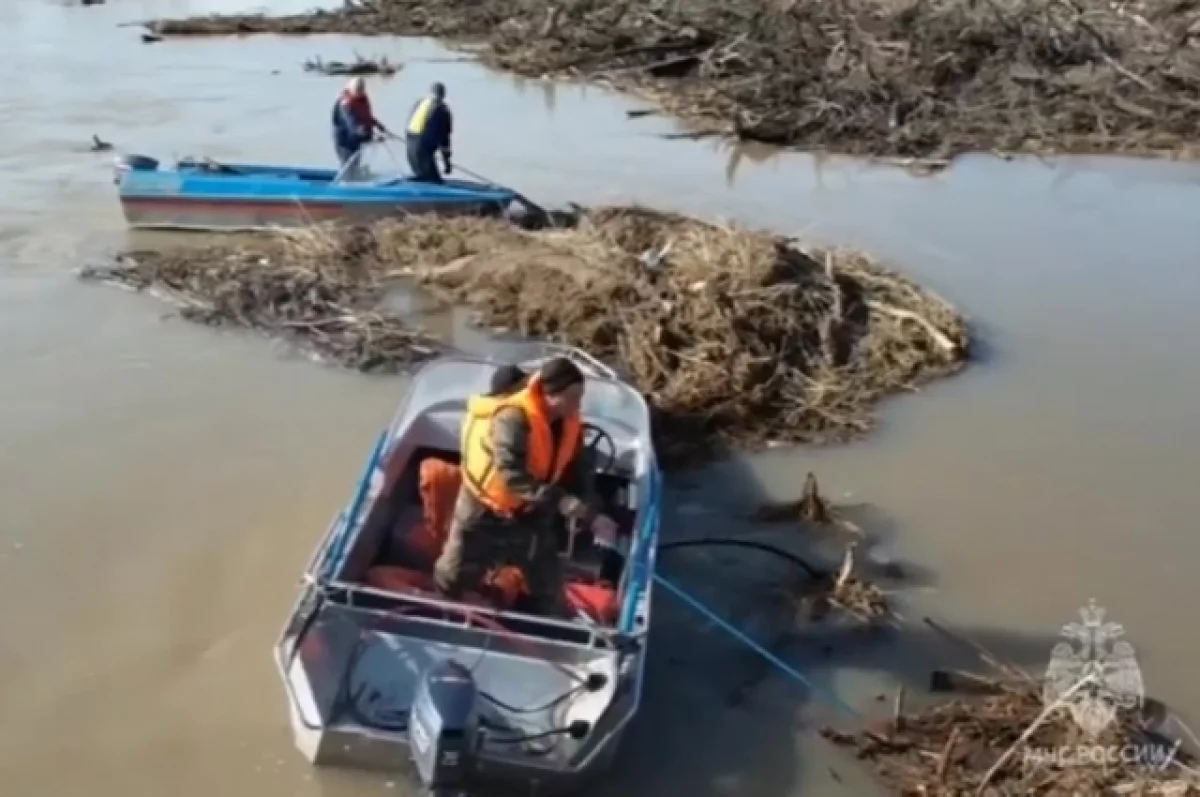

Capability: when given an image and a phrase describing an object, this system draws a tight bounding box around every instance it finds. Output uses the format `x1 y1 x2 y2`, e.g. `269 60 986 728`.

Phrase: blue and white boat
275 345 662 794
112 153 521 231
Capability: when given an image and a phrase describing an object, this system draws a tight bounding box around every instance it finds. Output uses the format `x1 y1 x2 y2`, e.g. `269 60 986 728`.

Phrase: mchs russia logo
1043 599 1144 737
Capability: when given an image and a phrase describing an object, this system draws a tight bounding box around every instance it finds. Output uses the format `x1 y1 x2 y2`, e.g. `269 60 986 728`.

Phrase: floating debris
303 54 401 76
821 619 1199 795
147 0 1200 162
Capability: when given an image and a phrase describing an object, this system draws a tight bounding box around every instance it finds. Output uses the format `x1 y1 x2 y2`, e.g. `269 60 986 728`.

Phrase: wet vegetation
149 0 1200 162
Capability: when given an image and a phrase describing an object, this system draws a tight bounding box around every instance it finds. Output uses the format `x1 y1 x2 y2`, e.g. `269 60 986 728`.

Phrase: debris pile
80 207 969 466
148 0 1200 160
409 206 969 466
78 226 442 373
821 619 1199 795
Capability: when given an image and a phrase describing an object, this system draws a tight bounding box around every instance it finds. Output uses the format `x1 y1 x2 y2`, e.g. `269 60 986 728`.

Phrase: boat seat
369 454 621 624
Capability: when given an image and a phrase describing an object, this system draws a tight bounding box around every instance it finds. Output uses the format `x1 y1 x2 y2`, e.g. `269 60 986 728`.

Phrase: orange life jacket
339 90 375 128
460 376 582 517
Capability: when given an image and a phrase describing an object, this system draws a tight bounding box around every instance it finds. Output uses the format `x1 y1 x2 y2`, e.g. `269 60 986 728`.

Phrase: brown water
4 0 1200 795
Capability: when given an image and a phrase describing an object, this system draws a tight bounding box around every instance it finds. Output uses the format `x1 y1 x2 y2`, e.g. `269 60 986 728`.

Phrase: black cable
656 538 825 580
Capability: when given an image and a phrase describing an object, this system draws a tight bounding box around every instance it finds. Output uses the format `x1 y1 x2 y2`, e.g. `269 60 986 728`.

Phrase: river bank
150 0 1200 162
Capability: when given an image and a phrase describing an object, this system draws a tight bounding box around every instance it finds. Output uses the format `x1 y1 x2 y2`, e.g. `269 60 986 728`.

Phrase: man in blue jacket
331 78 388 171
405 82 453 183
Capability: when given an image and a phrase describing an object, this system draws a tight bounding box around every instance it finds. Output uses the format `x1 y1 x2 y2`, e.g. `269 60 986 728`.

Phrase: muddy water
4 0 1200 794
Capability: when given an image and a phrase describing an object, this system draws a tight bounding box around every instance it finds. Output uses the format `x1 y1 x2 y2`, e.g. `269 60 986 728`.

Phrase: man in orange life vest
433 357 620 617
331 77 389 168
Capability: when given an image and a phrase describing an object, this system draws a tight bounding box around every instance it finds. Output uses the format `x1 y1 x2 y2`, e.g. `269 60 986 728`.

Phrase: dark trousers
335 142 361 165
433 493 567 617
406 137 443 184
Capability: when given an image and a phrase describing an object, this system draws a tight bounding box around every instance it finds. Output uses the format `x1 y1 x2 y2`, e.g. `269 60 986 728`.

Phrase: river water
3 0 1200 795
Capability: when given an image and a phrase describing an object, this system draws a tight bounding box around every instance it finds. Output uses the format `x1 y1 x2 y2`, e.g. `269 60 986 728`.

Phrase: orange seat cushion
404 457 463 563
564 582 620 624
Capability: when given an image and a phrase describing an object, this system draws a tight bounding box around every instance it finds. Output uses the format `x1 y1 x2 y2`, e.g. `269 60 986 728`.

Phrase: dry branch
821 629 1199 795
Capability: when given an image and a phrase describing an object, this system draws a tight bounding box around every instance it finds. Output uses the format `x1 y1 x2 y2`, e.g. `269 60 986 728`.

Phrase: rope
653 572 863 719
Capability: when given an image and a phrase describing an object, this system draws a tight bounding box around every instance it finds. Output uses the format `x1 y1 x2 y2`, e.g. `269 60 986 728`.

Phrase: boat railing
311 573 624 652
520 344 619 381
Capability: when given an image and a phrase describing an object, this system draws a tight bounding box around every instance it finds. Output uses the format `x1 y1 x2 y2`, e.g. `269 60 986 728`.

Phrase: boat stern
275 601 640 794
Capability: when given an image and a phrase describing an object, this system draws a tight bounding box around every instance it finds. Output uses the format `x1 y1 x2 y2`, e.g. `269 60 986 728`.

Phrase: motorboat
274 346 662 795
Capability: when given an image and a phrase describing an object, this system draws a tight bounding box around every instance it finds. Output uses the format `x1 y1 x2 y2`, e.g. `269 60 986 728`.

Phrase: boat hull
113 155 517 231
119 194 509 231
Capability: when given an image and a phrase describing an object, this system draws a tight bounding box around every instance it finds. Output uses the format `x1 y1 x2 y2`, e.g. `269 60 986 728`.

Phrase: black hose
656 538 826 580
479 684 587 714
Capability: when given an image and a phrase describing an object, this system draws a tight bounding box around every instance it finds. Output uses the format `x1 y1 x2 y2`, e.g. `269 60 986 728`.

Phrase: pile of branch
77 226 442 373
303 54 401 76
79 207 969 467
821 621 1199 795
408 206 969 467
148 0 1200 160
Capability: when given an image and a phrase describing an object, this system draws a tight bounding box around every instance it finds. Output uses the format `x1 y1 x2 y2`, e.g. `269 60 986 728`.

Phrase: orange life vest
460 377 582 517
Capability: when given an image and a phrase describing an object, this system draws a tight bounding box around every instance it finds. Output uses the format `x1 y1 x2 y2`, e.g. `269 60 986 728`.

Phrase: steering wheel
582 422 617 475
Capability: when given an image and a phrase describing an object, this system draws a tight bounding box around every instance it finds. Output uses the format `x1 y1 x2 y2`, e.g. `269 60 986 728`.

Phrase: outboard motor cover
112 154 159 185
410 659 480 791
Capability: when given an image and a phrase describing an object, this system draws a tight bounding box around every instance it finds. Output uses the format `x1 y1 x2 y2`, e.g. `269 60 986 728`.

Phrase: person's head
536 357 585 419
346 77 366 97
488 364 527 397
431 82 446 101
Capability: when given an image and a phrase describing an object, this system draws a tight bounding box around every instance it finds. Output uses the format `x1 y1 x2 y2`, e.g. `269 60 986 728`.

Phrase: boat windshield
393 358 651 439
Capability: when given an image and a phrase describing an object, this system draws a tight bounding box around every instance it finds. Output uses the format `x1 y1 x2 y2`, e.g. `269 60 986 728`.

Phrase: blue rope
653 573 863 719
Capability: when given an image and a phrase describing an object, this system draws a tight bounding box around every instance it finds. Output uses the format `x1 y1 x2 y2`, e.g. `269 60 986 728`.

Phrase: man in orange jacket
434 357 619 616
331 77 389 169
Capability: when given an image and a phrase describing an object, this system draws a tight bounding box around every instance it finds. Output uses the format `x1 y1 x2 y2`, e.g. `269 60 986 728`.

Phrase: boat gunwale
118 190 516 204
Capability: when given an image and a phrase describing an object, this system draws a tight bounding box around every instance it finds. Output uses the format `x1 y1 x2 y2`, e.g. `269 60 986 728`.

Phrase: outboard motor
112 154 159 185
409 659 481 796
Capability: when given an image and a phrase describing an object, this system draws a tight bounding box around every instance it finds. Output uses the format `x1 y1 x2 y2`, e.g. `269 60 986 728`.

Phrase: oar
332 147 365 184
453 163 552 226
385 133 552 225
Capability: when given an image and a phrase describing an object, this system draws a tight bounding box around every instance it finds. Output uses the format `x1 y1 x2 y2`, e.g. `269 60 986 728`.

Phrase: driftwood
303 54 401 76
147 0 1200 162
821 626 1199 795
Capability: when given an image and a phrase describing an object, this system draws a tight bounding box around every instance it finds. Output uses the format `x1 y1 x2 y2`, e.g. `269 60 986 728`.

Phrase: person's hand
558 495 589 522
590 514 619 547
